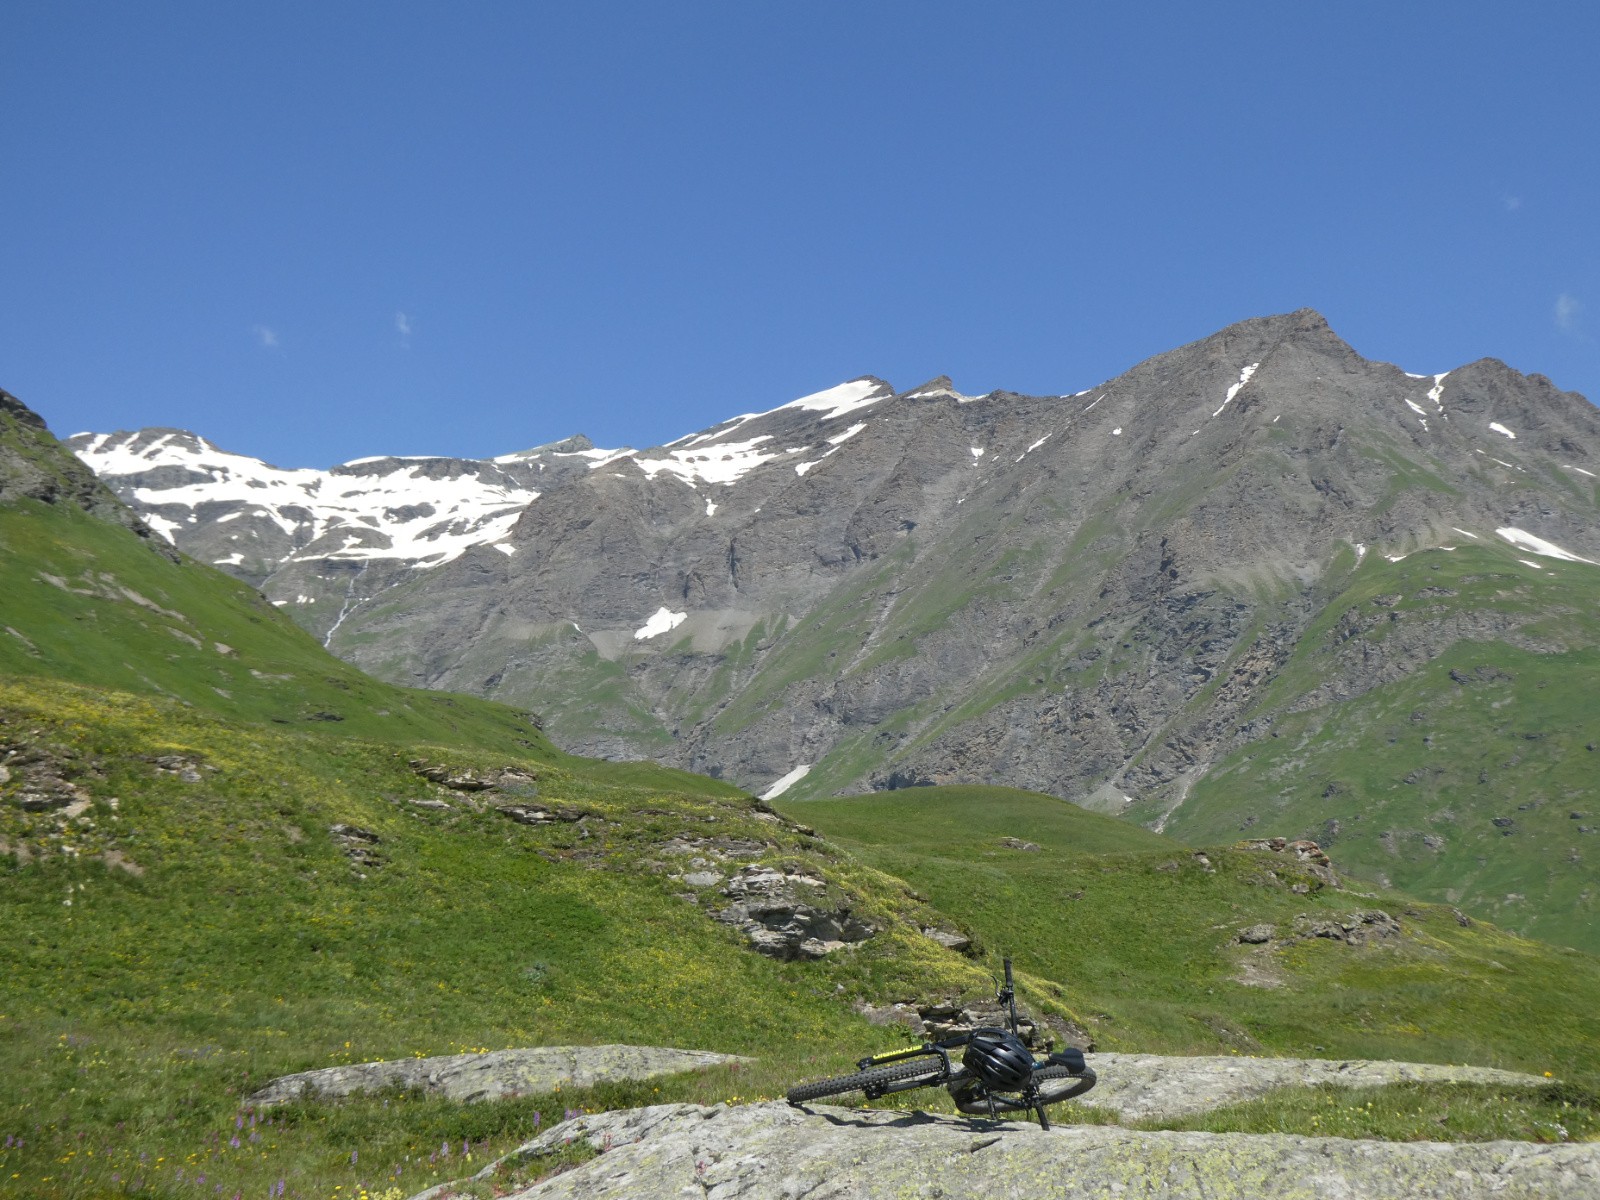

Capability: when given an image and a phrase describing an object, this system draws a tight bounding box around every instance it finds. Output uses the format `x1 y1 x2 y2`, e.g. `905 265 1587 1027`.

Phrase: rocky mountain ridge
69 311 1600 796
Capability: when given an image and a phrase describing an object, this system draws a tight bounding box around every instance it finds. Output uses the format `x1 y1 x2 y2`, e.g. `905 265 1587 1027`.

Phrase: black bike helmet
962 1029 1033 1091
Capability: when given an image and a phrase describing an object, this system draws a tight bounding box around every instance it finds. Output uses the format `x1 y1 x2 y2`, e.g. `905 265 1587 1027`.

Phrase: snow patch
77 432 536 568
777 379 888 422
1353 543 1367 563
1518 559 1543 570
633 434 778 487
760 764 811 801
1112 428 1122 437
633 607 689 640
970 447 985 458
494 544 516 556
1016 434 1051 462
794 461 817 477
1452 528 1479 539
1212 363 1260 418
1495 527 1596 564
704 499 718 517
1564 464 1598 479
1404 399 1427 416
826 422 867 446
1489 422 1517 439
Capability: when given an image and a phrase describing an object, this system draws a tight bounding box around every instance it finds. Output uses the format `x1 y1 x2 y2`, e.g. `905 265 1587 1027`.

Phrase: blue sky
2 2 1596 467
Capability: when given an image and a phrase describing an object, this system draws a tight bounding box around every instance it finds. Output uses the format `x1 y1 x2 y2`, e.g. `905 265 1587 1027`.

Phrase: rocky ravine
418 1098 1597 1200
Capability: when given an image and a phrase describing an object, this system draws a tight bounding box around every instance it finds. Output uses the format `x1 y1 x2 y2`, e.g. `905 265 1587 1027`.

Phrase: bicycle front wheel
786 1058 944 1105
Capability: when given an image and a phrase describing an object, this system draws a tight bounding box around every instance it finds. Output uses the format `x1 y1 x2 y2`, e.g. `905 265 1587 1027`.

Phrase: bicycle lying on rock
786 959 1096 1130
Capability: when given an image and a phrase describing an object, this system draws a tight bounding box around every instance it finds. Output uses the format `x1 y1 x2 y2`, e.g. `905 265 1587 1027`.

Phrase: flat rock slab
425 1101 1600 1200
1080 1053 1550 1122
248 1045 751 1107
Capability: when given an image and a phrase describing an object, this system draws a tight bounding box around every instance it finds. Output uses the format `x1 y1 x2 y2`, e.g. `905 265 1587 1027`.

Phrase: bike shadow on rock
796 1105 1041 1134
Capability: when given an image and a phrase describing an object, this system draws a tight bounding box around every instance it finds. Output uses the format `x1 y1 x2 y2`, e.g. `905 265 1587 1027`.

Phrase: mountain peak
2 386 47 431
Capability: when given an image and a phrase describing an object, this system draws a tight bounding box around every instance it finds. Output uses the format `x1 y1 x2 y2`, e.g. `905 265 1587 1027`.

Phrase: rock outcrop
247 1045 752 1107
417 1098 1599 1200
1074 1054 1546 1123
710 863 876 960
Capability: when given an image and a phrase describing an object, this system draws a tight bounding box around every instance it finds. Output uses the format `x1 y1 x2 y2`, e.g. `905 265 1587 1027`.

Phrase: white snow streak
1488 422 1517 439
1353 542 1367 563
794 461 817 476
1427 373 1449 416
1016 434 1051 462
1452 528 1479 539
1564 465 1598 478
1518 559 1544 570
1405 399 1427 416
827 422 868 446
633 607 688 640
1212 363 1260 418
1495 527 1596 564
494 544 516 556
760 764 812 801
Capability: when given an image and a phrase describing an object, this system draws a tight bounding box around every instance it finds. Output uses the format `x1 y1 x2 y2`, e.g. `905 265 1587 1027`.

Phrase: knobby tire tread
786 1058 942 1104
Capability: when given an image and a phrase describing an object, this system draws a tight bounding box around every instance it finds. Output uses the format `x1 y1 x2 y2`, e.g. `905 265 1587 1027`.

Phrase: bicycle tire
949 1063 1098 1116
1033 1062 1096 1105
786 1058 944 1105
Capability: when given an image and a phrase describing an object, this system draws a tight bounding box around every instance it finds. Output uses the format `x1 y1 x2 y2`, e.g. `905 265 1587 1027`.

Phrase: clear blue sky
3 2 1596 467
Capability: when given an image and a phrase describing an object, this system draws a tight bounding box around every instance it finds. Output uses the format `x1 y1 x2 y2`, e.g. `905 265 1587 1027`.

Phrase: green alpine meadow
5 359 1600 1200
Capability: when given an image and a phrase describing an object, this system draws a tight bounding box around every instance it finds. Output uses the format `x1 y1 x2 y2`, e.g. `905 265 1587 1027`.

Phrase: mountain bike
785 959 1096 1130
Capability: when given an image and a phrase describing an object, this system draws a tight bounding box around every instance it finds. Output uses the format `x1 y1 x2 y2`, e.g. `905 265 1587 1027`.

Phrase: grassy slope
1159 544 1600 953
0 674 994 1198
784 786 1600 1077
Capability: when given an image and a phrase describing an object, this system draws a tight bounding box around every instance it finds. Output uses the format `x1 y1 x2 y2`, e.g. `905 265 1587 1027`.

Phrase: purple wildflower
230 1136 240 1149
350 1150 358 1165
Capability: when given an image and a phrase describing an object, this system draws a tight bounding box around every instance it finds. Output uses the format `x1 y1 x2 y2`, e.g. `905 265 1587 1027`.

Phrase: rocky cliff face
69 312 1600 816
1 387 171 551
